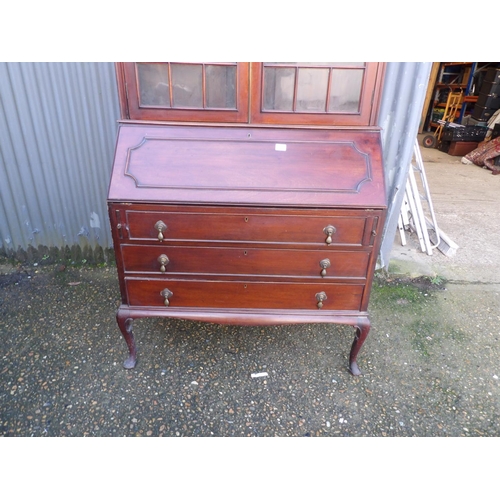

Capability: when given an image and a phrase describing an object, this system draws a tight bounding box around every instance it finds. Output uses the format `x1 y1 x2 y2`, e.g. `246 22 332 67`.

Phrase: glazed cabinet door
250 62 385 126
116 62 385 127
117 62 250 123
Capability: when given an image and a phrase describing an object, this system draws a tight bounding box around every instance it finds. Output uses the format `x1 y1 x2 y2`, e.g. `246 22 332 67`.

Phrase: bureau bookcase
108 62 387 375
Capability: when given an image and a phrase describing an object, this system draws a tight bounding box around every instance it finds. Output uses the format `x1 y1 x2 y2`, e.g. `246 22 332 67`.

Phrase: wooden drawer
124 208 376 246
120 244 370 279
125 278 364 311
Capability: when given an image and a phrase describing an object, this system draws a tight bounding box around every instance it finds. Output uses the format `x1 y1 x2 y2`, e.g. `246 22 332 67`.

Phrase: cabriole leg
116 309 137 369
349 318 371 376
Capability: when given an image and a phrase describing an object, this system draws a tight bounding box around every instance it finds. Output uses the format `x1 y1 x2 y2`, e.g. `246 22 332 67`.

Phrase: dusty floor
1 262 499 437
1 138 499 437
390 135 500 284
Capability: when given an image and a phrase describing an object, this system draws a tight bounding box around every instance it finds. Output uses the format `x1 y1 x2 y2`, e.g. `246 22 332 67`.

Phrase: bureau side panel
360 211 387 310
108 204 128 304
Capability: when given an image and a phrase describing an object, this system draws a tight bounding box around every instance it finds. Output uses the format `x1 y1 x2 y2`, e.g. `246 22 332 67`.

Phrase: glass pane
321 62 364 66
206 65 236 109
328 69 364 112
265 62 364 66
296 68 329 112
137 63 170 107
296 62 362 66
263 67 295 111
171 64 203 108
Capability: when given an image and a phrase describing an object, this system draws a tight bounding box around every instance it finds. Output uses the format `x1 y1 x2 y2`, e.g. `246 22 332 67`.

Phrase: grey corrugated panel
377 62 432 269
0 62 120 256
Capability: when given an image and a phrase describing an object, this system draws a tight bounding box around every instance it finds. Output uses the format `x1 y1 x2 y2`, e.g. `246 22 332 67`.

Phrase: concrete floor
389 135 500 284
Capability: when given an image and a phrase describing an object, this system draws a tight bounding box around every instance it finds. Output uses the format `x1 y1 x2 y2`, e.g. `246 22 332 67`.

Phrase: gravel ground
1 261 499 437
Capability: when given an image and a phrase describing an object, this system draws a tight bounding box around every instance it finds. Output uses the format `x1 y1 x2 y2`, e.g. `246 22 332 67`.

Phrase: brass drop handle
323 225 336 245
154 220 167 241
319 258 331 277
158 254 170 273
315 291 327 309
160 288 173 306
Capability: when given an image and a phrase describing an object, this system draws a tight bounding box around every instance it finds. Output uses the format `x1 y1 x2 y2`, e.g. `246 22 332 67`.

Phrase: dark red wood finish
122 207 373 246
120 244 371 279
115 62 386 127
117 63 250 123
249 63 385 127
108 124 386 208
125 279 365 310
109 64 387 376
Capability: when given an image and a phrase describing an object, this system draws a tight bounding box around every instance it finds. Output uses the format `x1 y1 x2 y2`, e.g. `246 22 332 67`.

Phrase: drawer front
125 278 364 311
125 209 371 246
121 244 370 279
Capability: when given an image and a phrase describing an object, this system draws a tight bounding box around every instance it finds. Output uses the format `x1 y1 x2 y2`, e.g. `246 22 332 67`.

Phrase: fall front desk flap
108 124 386 208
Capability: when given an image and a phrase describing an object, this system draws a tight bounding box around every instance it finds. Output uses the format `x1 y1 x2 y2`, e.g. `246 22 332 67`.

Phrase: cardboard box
447 141 478 156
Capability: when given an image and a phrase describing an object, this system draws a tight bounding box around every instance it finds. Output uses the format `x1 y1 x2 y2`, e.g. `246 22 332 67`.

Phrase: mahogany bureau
108 62 387 375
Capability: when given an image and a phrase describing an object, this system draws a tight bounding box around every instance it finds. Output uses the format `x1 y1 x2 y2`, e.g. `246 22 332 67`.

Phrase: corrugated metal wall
377 62 432 268
0 62 119 262
0 62 431 266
